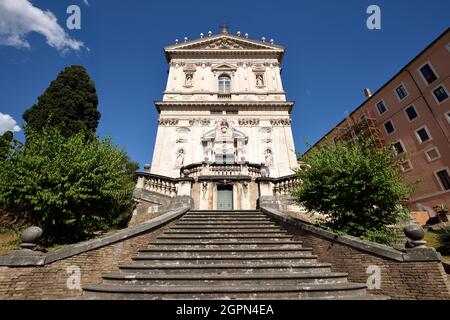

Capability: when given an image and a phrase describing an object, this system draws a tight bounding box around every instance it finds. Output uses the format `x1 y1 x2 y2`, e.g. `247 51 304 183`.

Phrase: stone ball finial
245 33 249 38
261 37 266 42
404 223 427 249
20 226 43 250
144 163 151 172
208 31 212 37
200 32 204 38
270 38 274 44
237 31 241 36
184 37 188 42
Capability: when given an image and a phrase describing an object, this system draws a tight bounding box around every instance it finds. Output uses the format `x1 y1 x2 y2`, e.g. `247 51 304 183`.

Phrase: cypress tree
23 65 100 137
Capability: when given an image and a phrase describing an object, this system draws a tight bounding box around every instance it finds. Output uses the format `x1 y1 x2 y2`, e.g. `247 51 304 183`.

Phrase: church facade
138 26 300 211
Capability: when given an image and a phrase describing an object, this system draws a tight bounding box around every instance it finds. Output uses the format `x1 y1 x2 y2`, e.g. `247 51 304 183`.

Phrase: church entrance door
217 185 233 211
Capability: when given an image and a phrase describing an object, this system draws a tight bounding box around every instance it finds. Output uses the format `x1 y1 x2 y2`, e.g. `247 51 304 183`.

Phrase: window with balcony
419 64 437 84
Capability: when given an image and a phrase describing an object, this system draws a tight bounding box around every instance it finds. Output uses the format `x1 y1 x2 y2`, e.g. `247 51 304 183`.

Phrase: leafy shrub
438 227 450 255
0 127 136 245
293 138 411 245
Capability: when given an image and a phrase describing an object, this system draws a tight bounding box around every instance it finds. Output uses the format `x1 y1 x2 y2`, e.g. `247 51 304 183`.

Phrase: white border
395 83 409 101
425 147 441 162
375 99 388 115
383 119 396 135
414 125 432 144
434 167 450 191
431 84 449 105
417 61 439 86
404 104 419 122
392 139 406 156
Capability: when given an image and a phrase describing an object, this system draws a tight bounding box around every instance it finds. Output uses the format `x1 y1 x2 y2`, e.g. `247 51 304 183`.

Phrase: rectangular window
404 105 418 121
433 86 449 103
416 127 431 143
425 148 441 162
210 110 223 114
384 120 395 134
400 160 413 173
419 64 437 84
226 110 238 114
393 141 405 155
376 100 387 115
436 169 450 190
395 84 408 100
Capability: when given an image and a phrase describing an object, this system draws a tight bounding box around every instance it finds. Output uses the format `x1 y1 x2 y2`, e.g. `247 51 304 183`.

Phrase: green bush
438 227 450 255
0 127 136 245
293 138 411 245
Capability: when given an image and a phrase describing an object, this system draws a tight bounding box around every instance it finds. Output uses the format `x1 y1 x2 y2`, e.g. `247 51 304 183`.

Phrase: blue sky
0 0 449 169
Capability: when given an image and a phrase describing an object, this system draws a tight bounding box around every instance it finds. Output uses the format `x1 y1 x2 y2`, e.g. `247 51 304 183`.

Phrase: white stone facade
151 31 297 179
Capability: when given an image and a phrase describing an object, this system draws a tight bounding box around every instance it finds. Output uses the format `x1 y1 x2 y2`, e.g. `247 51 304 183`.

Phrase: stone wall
0 207 189 300
261 206 450 300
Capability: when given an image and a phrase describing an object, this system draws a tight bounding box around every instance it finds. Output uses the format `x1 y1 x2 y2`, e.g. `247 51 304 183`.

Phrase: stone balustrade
272 175 300 195
181 162 262 178
137 173 178 197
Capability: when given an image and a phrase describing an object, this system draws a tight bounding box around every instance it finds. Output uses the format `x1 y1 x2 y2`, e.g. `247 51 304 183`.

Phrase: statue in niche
185 73 193 86
242 181 249 196
176 149 185 167
256 74 264 87
264 149 273 167
201 182 208 199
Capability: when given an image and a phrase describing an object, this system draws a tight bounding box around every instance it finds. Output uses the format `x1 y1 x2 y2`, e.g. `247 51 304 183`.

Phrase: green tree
293 138 411 244
0 127 136 245
23 65 100 137
0 131 13 160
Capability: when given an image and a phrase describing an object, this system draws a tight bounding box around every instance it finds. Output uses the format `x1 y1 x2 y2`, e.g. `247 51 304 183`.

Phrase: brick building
306 28 450 211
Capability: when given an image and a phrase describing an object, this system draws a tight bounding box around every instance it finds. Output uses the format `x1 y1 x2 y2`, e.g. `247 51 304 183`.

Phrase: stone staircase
82 210 385 299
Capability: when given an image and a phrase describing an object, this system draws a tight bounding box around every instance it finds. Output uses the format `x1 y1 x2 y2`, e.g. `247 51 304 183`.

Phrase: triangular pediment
165 34 284 52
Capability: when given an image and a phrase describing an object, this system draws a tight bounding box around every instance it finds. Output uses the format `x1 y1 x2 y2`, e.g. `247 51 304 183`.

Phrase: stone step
101 272 350 286
131 254 318 264
189 210 261 214
82 282 367 299
144 243 305 250
157 234 291 239
165 229 285 234
171 225 280 230
138 247 312 255
118 262 333 274
179 217 273 224
184 214 267 218
152 239 301 245
175 221 275 226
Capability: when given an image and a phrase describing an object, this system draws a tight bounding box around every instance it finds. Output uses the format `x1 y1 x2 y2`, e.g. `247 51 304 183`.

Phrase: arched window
218 75 231 93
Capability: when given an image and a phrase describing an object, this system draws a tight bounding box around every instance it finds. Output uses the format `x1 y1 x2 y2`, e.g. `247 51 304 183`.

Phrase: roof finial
220 22 229 34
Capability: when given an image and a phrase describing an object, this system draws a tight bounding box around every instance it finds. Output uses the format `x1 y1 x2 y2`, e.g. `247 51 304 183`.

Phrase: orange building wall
308 29 450 211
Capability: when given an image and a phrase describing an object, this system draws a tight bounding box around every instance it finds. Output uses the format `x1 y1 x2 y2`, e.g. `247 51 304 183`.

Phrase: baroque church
138 25 300 211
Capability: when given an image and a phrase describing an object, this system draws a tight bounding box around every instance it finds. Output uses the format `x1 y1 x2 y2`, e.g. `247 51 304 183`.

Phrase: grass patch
0 229 21 256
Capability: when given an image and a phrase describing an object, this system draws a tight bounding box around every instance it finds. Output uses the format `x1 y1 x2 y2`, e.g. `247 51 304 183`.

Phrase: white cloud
0 0 83 51
0 113 21 135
